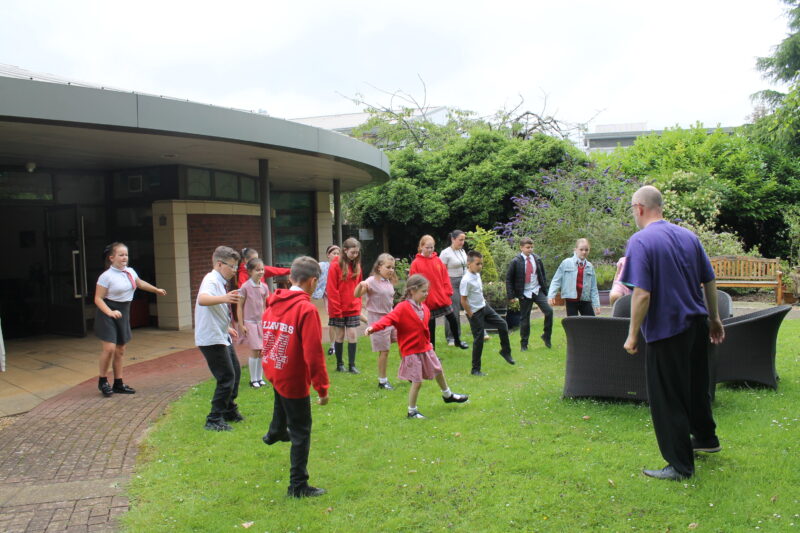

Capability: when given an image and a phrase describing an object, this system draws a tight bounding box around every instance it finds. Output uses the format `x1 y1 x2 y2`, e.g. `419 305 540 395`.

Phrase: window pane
214 172 238 200
0 172 53 200
240 176 256 202
272 192 311 209
187 168 211 197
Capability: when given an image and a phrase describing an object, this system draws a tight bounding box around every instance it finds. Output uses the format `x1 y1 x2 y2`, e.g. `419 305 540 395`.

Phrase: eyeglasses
219 261 237 270
628 203 644 212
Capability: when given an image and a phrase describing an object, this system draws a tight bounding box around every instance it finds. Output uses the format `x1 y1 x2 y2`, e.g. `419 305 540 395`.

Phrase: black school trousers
266 389 313 492
198 343 241 422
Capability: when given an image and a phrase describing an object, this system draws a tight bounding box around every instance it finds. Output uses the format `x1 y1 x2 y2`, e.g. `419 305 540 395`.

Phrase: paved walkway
0 301 795 532
0 346 232 532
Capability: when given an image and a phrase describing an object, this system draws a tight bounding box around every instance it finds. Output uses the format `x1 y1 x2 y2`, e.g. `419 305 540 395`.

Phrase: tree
595 124 800 258
345 128 588 256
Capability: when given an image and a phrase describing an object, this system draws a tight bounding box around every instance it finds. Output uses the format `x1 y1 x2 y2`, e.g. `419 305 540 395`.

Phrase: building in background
0 64 389 338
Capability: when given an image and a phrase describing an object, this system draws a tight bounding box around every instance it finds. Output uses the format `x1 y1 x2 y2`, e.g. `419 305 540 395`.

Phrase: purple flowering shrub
496 165 643 274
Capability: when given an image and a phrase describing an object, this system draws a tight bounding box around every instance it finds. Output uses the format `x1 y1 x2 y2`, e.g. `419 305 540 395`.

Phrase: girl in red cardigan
366 274 469 419
326 237 363 373
409 235 469 351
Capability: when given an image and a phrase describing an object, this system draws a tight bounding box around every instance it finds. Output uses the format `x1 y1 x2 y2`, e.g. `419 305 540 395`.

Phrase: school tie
525 256 533 284
123 270 136 290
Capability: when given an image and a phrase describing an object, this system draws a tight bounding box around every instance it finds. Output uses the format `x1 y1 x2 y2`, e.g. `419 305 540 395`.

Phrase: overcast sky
2 0 791 132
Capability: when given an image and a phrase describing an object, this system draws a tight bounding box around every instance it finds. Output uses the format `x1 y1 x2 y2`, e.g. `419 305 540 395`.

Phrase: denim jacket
547 254 600 308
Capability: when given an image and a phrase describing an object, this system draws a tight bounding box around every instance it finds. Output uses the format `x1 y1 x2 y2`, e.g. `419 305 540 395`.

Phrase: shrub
465 227 499 281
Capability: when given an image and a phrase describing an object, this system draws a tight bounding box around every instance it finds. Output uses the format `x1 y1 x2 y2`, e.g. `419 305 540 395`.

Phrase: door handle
71 250 83 298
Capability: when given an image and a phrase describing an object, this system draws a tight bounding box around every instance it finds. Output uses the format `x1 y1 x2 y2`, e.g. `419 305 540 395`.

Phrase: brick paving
0 347 236 532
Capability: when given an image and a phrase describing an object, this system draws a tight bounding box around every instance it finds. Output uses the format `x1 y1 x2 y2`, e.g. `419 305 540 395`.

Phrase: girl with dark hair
439 230 468 346
94 242 166 397
326 238 363 373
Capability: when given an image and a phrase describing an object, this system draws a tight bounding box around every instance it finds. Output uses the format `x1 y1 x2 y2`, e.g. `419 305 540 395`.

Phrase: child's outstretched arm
353 280 369 298
547 262 565 304
136 278 167 296
263 265 291 279
364 307 400 335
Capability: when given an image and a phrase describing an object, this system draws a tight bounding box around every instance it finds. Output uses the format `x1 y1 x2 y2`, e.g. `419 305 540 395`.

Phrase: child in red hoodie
326 237 363 373
366 274 469 419
409 235 469 351
261 256 330 499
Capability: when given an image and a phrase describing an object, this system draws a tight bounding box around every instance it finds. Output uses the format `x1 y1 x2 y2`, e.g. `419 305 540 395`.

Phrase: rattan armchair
714 305 792 389
561 316 648 401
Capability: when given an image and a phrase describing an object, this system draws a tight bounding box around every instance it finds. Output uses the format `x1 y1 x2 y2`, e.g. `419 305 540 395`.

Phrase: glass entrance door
45 205 88 336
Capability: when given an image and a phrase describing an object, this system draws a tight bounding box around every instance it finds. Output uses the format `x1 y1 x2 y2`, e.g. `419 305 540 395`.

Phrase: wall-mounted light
25 162 36 173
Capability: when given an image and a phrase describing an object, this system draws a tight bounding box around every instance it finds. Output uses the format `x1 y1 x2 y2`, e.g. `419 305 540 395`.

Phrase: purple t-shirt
620 220 715 343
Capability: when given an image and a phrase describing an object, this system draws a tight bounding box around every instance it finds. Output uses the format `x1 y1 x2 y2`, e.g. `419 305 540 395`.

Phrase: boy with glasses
195 246 245 431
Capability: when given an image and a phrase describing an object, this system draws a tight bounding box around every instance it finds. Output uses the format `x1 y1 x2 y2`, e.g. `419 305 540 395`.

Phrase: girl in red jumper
409 235 469 351
326 238 363 373
365 274 469 419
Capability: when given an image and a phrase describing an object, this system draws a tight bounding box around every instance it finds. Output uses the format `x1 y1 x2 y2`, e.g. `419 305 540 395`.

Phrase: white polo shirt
96 267 139 302
194 270 233 347
460 271 486 313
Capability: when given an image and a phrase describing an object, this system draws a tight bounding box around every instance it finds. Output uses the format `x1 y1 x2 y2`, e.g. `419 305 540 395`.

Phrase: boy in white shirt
460 251 514 376
195 246 244 431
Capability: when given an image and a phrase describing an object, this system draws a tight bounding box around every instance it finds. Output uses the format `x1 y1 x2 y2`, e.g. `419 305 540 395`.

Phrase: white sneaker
447 339 455 346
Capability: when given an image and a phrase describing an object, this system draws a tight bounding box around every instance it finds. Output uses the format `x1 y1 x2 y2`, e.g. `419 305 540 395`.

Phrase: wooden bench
710 256 783 304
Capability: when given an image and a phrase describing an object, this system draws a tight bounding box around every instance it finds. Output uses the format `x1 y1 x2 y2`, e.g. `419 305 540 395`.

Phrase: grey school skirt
95 299 132 345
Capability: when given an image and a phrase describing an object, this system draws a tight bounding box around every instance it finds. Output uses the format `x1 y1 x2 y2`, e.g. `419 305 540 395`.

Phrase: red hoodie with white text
261 288 329 399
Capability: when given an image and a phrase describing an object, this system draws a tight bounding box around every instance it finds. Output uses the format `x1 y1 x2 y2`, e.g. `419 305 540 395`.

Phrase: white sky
2 0 792 131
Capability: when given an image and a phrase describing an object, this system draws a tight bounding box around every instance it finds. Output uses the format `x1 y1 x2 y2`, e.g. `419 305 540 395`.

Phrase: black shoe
288 485 327 498
223 410 244 422
456 341 469 350
99 382 113 397
541 334 551 349
336 365 346 372
691 436 721 453
500 352 516 365
407 409 426 419
262 431 290 445
378 381 394 390
642 465 688 481
443 392 469 403
112 383 136 394
520 345 528 352
471 370 487 376
204 419 232 431
348 366 360 374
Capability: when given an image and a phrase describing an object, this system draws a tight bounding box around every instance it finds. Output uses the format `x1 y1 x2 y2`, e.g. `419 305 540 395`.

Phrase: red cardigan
370 300 432 357
326 260 362 318
262 289 329 399
409 252 452 310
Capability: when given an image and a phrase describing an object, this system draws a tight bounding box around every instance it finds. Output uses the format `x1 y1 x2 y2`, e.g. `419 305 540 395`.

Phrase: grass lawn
123 319 800 532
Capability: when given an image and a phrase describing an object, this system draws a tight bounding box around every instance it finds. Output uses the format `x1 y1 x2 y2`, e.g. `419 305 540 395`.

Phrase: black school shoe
223 410 245 423
112 383 135 394
204 419 233 431
287 485 327 498
99 382 113 397
500 352 516 365
442 393 469 403
378 381 395 390
262 431 290 445
541 334 552 349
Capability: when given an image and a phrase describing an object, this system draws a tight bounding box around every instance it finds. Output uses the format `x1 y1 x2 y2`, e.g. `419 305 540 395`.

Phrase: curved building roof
0 65 389 191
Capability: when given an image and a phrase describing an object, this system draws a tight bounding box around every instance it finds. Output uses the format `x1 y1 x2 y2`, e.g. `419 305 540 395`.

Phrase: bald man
621 185 725 481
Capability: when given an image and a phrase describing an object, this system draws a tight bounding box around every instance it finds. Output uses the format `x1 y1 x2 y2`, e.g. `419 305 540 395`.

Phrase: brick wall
187 214 262 307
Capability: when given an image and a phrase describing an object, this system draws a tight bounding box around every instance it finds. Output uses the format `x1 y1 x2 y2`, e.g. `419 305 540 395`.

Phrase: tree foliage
594 125 800 258
346 127 587 255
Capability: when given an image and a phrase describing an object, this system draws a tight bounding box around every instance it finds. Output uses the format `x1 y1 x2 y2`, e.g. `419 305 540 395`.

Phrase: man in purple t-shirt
621 185 725 481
